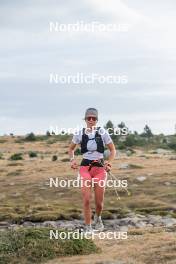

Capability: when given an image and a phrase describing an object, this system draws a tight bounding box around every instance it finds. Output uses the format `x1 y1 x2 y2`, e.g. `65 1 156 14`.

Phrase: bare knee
83 197 90 208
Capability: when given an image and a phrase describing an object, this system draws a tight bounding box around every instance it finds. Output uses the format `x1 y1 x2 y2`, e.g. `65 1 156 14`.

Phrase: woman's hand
104 161 111 172
70 159 79 170
68 143 78 170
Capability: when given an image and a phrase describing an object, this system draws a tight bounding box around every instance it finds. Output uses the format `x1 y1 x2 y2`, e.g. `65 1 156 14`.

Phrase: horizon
1 121 176 137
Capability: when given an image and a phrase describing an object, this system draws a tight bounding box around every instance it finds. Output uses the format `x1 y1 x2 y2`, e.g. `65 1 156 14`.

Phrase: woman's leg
92 167 107 216
94 184 105 216
79 166 92 225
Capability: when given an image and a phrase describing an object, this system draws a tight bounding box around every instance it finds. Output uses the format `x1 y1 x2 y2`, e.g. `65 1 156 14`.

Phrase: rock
22 221 35 227
126 150 132 156
119 226 128 232
164 182 171 186
135 221 147 228
104 220 120 230
58 221 78 230
161 217 176 227
118 217 131 226
39 187 47 190
147 173 153 176
136 176 147 182
118 216 144 227
156 148 171 155
129 217 140 225
127 224 133 228
126 212 136 218
11 192 21 197
0 221 9 227
136 214 146 218
119 163 129 169
42 221 58 228
2 213 175 233
147 215 162 225
146 224 154 227
169 156 176 160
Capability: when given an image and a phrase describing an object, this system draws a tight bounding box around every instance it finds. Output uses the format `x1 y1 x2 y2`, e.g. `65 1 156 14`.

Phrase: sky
0 0 176 135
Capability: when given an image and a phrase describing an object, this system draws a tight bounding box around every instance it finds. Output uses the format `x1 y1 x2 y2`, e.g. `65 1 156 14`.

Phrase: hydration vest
80 127 104 154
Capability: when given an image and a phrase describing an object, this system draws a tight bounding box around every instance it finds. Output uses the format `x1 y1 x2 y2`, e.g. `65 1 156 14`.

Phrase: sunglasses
86 116 97 121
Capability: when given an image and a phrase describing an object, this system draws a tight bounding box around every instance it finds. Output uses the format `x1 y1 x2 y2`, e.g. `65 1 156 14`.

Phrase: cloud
0 0 176 135
85 0 148 24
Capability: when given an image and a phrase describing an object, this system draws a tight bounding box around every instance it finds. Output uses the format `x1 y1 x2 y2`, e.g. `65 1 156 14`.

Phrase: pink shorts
79 166 107 187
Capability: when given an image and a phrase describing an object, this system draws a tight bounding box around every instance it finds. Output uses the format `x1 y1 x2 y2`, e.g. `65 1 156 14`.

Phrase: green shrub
36 135 49 141
124 134 136 147
7 162 24 166
56 134 71 141
134 137 147 147
28 151 38 158
0 139 6 143
117 142 126 149
10 153 23 161
129 163 143 169
0 228 99 264
52 155 58 161
0 153 3 159
101 211 114 219
47 139 58 144
7 170 23 176
168 142 176 151
75 148 81 155
25 132 36 141
61 158 70 162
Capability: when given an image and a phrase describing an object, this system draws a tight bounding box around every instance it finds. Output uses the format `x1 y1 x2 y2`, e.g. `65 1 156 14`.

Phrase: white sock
95 214 101 220
85 224 92 228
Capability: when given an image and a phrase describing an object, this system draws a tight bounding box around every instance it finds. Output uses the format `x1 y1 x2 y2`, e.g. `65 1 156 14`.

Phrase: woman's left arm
104 143 116 170
106 142 116 162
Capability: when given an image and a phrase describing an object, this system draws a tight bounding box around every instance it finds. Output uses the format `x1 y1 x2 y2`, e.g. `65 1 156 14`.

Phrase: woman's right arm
68 142 79 169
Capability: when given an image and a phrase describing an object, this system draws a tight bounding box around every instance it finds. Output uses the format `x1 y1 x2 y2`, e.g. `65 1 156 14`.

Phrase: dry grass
0 136 176 222
47 228 176 264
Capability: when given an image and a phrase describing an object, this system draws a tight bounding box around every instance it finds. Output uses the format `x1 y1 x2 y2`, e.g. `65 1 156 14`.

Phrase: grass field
0 136 176 223
0 135 176 264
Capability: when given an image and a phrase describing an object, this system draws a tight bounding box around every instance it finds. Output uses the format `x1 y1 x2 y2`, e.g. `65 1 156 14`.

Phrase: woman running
68 108 116 232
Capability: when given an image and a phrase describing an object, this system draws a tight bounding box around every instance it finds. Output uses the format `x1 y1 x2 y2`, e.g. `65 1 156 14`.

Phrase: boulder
161 217 176 227
119 163 129 169
156 148 171 155
136 176 147 182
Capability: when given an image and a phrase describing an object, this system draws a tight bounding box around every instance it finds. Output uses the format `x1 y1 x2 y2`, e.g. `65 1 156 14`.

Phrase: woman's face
85 116 97 128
